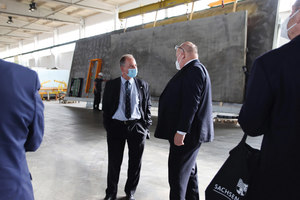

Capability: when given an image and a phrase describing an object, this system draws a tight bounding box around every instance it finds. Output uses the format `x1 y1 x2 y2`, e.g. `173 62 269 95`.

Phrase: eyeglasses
175 45 185 53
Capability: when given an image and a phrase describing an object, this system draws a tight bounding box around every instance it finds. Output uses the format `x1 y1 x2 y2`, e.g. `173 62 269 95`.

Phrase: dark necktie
125 80 131 119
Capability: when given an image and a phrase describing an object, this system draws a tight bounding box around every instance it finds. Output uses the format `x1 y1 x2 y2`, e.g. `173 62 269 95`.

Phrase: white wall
39 55 55 68
57 51 74 70
1 12 117 70
85 13 116 37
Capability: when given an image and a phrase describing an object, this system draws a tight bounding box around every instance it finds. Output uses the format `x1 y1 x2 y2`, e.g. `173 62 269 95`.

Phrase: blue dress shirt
112 77 141 121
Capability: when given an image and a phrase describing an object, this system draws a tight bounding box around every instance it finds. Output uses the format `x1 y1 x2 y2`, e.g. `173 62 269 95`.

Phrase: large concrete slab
68 11 247 103
67 0 279 104
246 0 279 72
110 11 247 103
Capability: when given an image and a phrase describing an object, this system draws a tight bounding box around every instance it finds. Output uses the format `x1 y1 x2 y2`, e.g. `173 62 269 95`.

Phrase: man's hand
174 132 185 146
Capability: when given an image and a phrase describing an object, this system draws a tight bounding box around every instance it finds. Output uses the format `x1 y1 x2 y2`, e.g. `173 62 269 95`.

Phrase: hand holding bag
205 134 260 200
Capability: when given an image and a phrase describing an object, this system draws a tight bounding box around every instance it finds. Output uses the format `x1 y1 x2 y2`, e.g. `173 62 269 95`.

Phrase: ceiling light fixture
7 16 13 24
29 1 37 12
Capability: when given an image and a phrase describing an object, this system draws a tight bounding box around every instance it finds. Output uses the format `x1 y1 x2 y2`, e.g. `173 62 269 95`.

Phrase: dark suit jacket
0 60 44 200
154 60 214 144
102 77 152 137
238 35 300 200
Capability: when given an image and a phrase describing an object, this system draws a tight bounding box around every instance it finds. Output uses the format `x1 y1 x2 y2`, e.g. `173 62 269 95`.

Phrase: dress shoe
126 194 135 200
104 194 116 200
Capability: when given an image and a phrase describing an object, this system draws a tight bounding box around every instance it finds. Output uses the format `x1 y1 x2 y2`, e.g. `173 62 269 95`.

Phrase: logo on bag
236 178 248 196
213 184 240 200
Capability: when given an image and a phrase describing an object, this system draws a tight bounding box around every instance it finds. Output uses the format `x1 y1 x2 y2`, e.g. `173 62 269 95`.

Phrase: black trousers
93 92 101 109
106 120 146 196
168 139 201 200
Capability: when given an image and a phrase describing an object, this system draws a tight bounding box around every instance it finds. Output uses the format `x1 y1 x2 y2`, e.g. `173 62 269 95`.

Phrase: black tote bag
205 134 260 200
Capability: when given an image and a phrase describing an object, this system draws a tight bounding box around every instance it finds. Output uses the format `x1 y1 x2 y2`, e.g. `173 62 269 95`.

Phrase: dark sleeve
102 80 111 130
238 58 273 136
25 72 44 152
144 82 152 128
177 67 203 133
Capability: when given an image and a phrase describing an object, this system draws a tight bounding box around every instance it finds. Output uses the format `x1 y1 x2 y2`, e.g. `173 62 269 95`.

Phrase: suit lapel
134 78 142 102
116 77 121 99
134 78 144 119
112 77 121 114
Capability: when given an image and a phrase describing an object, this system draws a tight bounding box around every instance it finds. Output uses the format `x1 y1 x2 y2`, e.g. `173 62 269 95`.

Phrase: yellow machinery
39 80 51 100
41 80 51 87
54 80 67 93
39 80 68 100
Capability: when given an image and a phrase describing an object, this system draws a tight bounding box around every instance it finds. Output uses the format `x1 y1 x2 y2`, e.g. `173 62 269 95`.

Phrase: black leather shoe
126 194 135 200
104 194 116 200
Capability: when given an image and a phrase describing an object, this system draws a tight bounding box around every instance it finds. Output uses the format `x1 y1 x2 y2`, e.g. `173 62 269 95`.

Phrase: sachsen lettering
214 184 240 200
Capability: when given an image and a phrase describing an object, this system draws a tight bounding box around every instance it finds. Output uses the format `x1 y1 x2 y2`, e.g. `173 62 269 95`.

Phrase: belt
113 119 138 126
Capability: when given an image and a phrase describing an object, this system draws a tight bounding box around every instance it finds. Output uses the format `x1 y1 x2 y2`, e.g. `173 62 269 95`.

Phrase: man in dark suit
0 59 44 200
102 54 152 200
155 41 214 200
238 1 300 199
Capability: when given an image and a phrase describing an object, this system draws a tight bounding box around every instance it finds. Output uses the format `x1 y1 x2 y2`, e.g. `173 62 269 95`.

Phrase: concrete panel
246 0 279 72
110 11 247 103
67 0 279 104
68 34 111 98
140 0 279 75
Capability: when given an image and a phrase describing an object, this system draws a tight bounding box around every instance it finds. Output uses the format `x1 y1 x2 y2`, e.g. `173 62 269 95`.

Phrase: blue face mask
127 68 138 78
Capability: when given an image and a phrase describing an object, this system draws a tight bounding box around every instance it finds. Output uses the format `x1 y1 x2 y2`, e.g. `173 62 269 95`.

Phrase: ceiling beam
0 24 53 33
67 8 84 15
0 11 80 25
0 0 80 24
0 37 19 43
119 0 199 19
48 0 115 14
0 0 79 45
119 0 139 6
1 34 33 39
51 0 116 8
79 0 116 8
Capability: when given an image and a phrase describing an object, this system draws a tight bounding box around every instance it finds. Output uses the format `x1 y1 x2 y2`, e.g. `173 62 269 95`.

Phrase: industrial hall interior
0 0 299 200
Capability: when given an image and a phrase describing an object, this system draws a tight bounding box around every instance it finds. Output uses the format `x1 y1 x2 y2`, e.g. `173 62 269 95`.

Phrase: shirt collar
121 76 134 85
183 58 198 67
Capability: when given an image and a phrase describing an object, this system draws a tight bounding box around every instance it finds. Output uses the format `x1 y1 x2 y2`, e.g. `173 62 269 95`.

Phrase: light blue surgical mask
127 68 138 78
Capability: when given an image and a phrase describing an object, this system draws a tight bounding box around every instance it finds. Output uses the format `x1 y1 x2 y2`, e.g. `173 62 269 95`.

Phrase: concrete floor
27 101 262 200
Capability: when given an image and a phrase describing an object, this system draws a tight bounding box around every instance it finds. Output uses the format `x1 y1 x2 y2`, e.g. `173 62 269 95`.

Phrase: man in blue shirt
102 54 152 200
